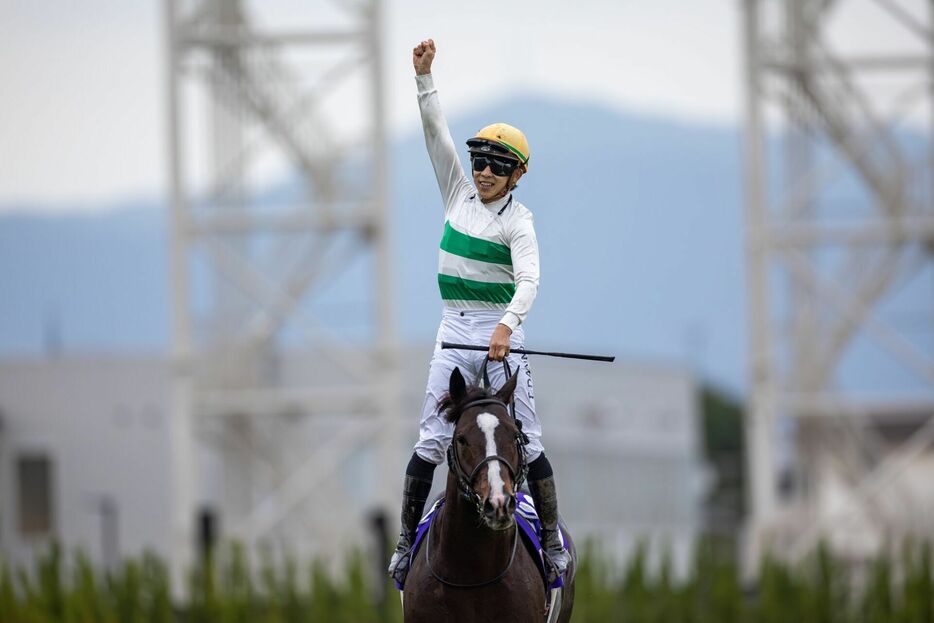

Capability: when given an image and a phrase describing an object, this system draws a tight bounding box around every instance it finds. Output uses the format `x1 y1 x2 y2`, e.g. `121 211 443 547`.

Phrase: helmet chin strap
497 170 522 199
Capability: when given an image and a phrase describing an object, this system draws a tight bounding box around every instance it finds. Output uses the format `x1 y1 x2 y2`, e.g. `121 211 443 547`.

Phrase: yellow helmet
466 123 530 171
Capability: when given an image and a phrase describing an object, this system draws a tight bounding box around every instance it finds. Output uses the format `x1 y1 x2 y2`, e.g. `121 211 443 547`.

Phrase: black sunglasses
470 154 519 177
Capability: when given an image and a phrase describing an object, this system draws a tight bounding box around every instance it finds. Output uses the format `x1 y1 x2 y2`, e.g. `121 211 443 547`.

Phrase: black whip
441 342 615 363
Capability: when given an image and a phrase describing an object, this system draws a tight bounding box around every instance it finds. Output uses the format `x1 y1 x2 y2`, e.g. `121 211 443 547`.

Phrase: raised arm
413 39 471 212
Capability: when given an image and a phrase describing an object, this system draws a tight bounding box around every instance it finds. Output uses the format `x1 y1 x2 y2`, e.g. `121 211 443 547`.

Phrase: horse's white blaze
477 412 506 503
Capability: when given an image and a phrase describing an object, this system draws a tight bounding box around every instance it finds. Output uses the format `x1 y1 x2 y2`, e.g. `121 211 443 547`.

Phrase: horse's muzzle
483 493 517 531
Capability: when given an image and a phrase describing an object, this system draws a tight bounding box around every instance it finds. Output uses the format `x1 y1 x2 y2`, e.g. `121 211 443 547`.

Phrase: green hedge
2 540 931 622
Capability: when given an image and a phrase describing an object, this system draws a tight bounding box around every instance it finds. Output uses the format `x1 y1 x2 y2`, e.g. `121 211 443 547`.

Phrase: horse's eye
456 435 468 446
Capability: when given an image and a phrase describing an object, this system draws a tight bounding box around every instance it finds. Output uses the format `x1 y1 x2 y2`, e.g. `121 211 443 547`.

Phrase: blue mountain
0 205 168 354
0 95 747 391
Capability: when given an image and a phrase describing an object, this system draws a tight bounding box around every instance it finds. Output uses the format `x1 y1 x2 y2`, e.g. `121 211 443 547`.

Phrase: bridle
429 358 531 588
445 358 530 517
445 397 529 515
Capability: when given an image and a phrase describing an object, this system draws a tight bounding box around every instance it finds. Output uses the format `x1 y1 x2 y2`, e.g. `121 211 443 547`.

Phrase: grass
1 539 932 622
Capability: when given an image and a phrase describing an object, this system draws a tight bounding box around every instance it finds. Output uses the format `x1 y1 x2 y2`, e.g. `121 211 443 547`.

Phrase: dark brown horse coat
401 369 575 623
403 483 546 622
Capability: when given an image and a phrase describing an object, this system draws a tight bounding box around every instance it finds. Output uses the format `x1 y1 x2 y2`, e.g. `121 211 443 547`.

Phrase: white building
0 348 707 577
0 356 172 570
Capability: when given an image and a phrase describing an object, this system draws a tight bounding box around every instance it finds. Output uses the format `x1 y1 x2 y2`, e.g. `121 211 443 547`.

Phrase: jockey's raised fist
413 39 435 76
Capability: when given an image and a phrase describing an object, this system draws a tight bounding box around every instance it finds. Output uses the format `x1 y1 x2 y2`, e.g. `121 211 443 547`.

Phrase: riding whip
441 342 615 362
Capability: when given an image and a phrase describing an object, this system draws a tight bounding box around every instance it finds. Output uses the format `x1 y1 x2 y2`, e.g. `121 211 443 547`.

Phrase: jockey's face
471 155 523 204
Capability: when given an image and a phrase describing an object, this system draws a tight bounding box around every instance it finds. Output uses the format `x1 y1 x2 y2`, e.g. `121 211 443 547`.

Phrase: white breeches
413 308 544 465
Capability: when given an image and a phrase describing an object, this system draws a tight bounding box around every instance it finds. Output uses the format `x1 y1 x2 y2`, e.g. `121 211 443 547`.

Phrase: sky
0 0 925 208
0 0 742 207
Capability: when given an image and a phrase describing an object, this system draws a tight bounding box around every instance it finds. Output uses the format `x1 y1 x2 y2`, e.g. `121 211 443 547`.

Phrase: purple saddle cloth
395 491 566 591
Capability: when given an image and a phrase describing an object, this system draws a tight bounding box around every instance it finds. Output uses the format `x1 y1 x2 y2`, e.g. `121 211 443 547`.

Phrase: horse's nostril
483 499 495 517
508 496 517 513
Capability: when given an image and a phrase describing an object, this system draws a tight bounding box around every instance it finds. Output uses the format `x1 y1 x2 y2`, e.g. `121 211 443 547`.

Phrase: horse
402 366 576 623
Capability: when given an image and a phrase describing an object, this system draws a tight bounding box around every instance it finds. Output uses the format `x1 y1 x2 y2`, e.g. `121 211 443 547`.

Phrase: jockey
388 38 570 587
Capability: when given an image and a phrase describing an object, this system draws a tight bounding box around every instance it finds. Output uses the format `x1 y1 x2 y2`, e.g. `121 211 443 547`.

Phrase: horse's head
440 367 528 531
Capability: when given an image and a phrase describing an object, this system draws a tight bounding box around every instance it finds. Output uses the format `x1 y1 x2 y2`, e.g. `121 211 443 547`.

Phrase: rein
425 504 520 588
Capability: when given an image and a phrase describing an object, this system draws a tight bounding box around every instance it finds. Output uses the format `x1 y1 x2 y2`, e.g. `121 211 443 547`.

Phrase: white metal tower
164 0 399 595
743 0 934 571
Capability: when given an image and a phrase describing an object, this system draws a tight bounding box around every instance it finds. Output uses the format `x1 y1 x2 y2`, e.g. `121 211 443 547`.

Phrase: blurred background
0 0 932 616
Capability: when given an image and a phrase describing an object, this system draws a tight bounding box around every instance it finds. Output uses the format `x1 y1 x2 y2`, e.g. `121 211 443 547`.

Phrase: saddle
394 492 566 592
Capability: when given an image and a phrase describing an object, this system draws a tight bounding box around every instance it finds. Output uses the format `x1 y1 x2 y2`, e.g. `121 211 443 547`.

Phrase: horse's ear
496 370 519 404
449 367 467 404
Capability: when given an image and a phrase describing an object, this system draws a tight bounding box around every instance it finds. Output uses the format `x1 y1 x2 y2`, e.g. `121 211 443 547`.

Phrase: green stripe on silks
438 274 516 304
440 222 512 265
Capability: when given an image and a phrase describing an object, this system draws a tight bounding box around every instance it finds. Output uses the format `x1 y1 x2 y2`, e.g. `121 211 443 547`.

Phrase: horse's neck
436 474 515 570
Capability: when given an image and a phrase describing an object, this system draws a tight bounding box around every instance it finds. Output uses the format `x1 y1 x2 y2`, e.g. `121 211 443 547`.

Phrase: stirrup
540 528 569 585
542 547 569 585
388 534 414 583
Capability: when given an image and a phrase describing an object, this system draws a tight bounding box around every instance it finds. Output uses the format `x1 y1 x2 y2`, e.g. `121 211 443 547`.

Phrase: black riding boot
388 453 435 584
528 456 570 585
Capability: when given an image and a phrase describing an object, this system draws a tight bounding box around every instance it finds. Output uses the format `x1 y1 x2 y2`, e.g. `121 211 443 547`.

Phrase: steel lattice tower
743 0 934 572
165 0 398 595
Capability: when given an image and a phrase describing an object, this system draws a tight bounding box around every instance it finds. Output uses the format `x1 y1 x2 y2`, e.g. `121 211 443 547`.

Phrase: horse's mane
439 385 495 425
